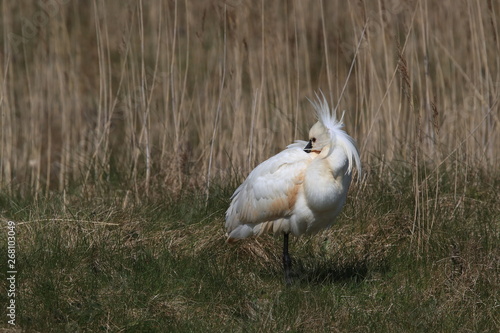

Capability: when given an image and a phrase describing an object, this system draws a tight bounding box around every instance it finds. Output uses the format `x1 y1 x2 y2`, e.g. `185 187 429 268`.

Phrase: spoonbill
225 95 361 284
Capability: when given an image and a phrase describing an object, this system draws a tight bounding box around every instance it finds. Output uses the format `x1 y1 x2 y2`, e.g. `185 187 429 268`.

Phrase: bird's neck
316 145 349 178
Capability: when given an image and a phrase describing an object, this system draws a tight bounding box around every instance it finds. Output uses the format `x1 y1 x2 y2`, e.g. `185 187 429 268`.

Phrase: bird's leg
283 233 292 285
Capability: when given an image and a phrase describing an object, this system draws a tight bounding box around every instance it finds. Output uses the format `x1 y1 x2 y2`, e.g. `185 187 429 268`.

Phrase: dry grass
1 0 498 196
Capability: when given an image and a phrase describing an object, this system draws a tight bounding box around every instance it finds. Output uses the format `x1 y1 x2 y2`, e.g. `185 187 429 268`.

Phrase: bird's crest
308 93 361 177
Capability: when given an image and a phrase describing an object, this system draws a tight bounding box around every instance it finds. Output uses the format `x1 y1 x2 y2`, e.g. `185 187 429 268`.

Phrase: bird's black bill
304 140 313 153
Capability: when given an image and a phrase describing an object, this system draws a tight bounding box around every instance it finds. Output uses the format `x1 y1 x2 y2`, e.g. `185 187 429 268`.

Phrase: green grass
1 165 498 332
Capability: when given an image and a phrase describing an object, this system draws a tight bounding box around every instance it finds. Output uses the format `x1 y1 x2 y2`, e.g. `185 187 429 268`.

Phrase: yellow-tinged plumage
226 95 360 240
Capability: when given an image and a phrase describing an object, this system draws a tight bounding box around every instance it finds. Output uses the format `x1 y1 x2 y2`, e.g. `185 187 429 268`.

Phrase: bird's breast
303 158 351 213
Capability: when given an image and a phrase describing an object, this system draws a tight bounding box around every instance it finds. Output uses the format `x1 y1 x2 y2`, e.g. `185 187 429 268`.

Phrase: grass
0 0 499 331
0 165 498 332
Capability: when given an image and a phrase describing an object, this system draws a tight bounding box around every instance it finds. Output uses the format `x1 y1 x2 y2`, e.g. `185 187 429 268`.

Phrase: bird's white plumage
225 96 360 242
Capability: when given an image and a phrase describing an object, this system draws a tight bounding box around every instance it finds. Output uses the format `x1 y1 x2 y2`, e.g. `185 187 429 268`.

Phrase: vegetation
0 0 499 331
1 167 499 332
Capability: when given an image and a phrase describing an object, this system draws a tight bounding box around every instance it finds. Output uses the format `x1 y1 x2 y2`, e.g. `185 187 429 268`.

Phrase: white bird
225 95 361 284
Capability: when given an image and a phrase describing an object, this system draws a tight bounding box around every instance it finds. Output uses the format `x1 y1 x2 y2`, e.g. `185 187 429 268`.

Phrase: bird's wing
225 146 313 234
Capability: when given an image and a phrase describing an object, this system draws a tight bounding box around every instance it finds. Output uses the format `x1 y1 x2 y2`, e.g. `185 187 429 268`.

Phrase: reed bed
1 0 497 197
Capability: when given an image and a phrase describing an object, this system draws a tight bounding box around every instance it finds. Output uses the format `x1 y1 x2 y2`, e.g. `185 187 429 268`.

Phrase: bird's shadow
270 256 388 286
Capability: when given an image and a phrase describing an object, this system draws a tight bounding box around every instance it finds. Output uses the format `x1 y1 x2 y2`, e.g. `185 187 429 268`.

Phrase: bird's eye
312 138 316 142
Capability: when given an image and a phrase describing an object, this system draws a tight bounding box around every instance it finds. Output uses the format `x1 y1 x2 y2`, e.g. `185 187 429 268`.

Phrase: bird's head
303 94 362 176
303 121 331 154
